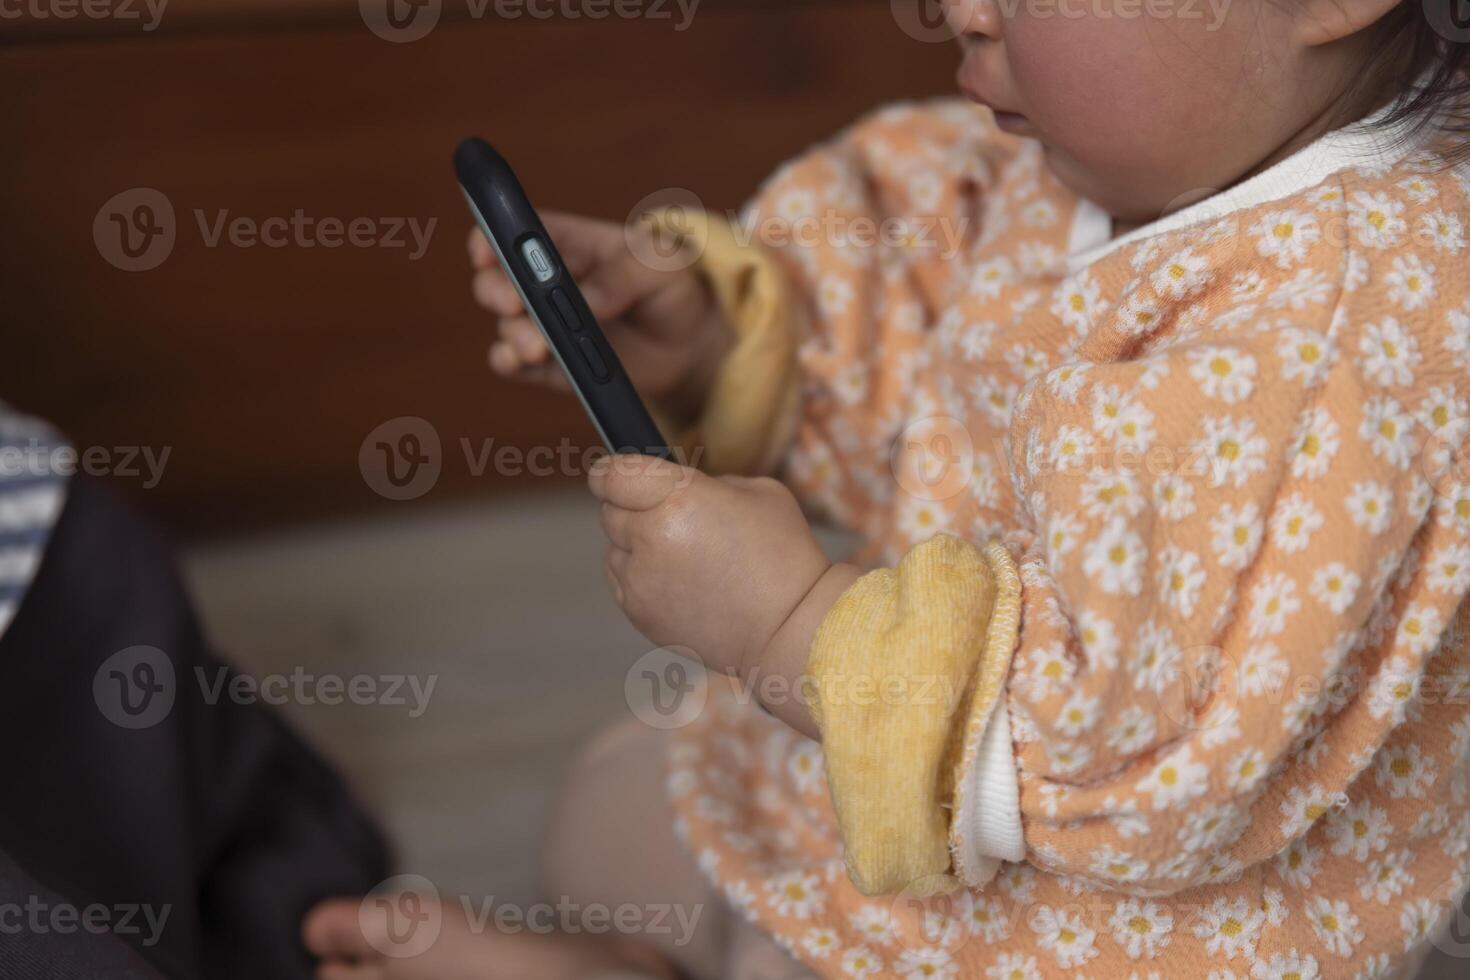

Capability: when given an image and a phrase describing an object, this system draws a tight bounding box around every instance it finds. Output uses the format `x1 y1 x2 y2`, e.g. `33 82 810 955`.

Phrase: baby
305 0 1470 977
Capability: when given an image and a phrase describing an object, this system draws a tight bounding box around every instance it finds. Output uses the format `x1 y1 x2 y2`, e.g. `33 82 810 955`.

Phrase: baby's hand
588 454 831 680
468 212 732 425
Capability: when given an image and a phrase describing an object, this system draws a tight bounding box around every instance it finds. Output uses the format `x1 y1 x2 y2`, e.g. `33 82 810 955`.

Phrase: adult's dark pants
0 475 390 978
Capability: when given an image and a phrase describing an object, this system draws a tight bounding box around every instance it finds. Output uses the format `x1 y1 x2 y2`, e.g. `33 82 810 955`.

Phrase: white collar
1064 99 1432 272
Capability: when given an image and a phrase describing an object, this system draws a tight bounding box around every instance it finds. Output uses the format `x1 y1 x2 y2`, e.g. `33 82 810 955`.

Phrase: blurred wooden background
1 0 955 536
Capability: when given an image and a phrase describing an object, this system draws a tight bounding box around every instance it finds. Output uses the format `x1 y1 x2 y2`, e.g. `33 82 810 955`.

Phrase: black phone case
454 138 670 458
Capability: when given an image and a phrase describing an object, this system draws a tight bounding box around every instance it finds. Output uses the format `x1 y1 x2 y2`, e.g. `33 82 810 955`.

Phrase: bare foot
302 894 677 980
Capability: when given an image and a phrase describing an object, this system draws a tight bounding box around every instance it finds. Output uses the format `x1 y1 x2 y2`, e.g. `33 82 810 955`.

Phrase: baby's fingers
467 226 496 268
472 267 524 317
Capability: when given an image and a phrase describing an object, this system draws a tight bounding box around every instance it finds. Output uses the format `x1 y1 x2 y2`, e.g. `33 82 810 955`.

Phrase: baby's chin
1037 141 1209 231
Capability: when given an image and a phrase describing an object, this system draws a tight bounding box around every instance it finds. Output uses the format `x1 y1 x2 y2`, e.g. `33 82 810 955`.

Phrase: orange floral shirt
669 99 1470 979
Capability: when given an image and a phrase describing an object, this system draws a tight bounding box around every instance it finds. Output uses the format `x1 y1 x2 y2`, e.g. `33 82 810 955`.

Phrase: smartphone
455 138 670 458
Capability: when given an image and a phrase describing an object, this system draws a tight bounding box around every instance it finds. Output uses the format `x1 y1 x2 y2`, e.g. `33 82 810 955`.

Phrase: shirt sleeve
807 218 1470 897
657 102 1009 505
982 233 1470 898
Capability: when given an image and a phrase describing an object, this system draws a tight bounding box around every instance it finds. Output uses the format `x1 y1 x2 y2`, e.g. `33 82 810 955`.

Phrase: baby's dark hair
1345 3 1470 162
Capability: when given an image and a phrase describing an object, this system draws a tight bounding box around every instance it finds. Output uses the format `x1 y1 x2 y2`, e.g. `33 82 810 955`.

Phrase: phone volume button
578 336 611 382
550 288 582 333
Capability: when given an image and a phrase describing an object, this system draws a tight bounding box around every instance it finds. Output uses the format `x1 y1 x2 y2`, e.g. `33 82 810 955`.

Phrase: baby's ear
1293 0 1402 46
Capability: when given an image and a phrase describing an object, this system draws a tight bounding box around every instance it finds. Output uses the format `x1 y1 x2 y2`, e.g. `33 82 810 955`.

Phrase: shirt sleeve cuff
641 208 801 476
949 542 1025 887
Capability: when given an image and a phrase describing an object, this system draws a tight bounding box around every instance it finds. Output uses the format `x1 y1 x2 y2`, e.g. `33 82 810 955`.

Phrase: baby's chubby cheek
1001 3 1279 219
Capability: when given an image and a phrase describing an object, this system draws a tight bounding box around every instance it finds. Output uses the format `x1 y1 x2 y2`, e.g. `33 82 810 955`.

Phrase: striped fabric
0 407 68 638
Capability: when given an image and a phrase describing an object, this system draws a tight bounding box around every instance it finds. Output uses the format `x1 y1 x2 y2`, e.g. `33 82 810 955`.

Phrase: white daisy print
1347 481 1394 535
1210 501 1265 569
1156 545 1206 614
1375 742 1437 799
1077 609 1121 670
1150 248 1211 299
1419 208 1466 252
1136 745 1209 810
817 273 856 316
1269 494 1324 553
840 945 884 978
895 949 957 980
1030 904 1099 968
1082 468 1145 520
1426 543 1470 593
1082 517 1147 595
1239 643 1289 698
1395 603 1444 656
800 927 840 959
1225 747 1270 793
1051 272 1105 332
1359 317 1422 386
1154 471 1197 521
1399 897 1443 953
1276 325 1334 385
1446 298 1470 369
1359 848 1416 904
1385 255 1437 311
1349 190 1407 248
984 953 1040 980
1197 416 1269 488
1276 837 1323 888
1289 407 1340 480
1326 800 1392 861
1055 691 1102 737
1250 949 1320 980
1108 899 1173 959
1188 345 1258 402
765 870 824 919
1248 572 1301 638
1310 562 1361 614
1191 896 1264 960
1252 209 1321 268
968 895 1011 942
1306 896 1363 957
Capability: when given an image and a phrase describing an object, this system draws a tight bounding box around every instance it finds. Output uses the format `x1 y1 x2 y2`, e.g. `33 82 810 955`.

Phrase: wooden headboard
0 0 956 535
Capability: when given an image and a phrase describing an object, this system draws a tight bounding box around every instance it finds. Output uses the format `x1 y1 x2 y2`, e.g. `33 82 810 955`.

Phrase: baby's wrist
748 561 863 741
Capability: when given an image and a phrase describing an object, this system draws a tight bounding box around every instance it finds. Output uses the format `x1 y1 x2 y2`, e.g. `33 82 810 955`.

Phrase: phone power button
520 237 556 283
